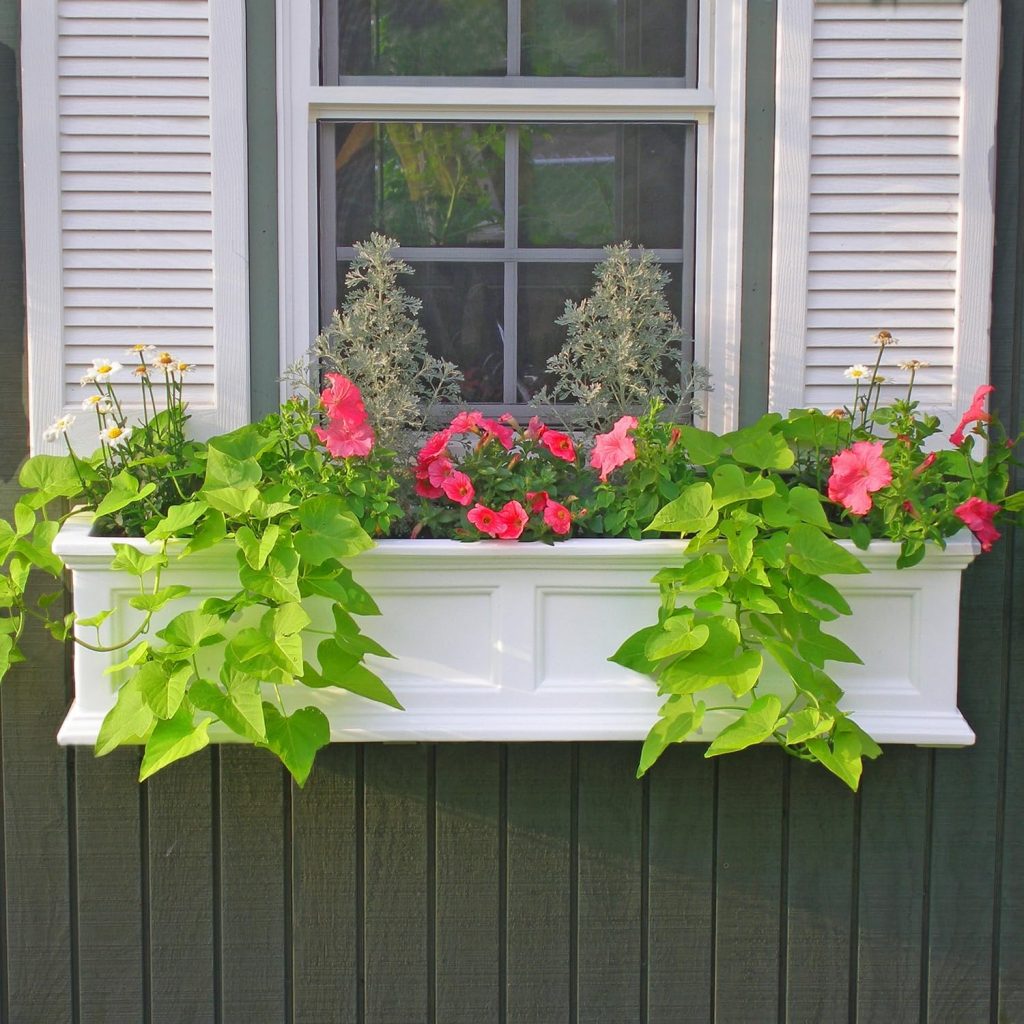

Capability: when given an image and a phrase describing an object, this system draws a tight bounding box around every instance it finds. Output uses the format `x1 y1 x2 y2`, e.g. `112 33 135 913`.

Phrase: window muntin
319 120 696 405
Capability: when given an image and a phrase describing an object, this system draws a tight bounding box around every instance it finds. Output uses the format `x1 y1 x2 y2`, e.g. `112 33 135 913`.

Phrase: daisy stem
63 434 88 491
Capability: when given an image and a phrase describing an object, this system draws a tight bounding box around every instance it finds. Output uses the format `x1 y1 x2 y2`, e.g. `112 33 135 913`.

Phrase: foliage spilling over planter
1 246 1021 791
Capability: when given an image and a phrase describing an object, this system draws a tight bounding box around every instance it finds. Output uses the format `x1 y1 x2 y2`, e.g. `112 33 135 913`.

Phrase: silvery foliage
310 234 463 449
533 244 712 433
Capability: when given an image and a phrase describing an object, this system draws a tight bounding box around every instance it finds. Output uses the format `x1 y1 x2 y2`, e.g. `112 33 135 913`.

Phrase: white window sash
277 0 747 431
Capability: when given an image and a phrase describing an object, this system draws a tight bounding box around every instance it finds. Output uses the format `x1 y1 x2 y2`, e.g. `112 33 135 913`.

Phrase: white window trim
276 0 747 433
768 0 1000 427
21 0 251 454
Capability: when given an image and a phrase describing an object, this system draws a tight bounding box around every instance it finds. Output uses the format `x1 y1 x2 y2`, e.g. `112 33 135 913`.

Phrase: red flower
316 373 375 457
441 471 475 506
497 500 529 540
543 499 572 535
479 417 515 450
950 385 995 446
418 429 452 461
590 416 638 482
467 503 504 537
913 452 937 477
525 416 548 441
449 411 485 434
320 373 367 428
315 418 374 458
426 456 454 487
525 490 549 514
540 430 576 463
827 441 893 515
954 496 1001 552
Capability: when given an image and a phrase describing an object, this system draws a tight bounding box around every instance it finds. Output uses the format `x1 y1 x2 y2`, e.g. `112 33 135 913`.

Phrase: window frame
276 0 748 432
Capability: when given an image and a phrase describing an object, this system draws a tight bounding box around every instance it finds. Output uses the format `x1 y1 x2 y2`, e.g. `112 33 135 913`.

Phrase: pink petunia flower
540 430 576 463
418 429 452 461
467 503 505 538
479 417 515 450
449 411 485 434
827 441 893 515
441 471 475 506
525 416 548 441
315 418 375 458
590 415 638 482
954 496 1002 552
950 385 995 447
497 500 529 540
543 499 572 535
426 456 454 487
525 490 549 514
913 452 937 477
320 373 368 428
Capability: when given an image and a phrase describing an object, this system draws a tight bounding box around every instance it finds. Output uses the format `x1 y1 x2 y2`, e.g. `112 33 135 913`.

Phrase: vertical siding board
363 744 431 1024
218 748 287 1023
645 745 715 1024
713 750 784 1022
74 751 145 1024
146 753 216 1024
291 744 359 1024
925 556 1003 1021
505 744 573 1024
0 611 74 1024
991 2 1024 1019
783 761 855 1023
853 748 929 1023
434 744 501 1023
575 744 644 1024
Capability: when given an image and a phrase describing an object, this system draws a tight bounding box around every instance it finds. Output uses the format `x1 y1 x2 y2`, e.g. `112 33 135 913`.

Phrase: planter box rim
52 512 981 570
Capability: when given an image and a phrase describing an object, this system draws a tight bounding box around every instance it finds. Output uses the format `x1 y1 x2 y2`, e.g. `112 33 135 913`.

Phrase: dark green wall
2 1 1024 1021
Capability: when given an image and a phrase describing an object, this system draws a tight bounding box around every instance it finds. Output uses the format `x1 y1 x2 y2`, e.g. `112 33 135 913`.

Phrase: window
278 0 748 428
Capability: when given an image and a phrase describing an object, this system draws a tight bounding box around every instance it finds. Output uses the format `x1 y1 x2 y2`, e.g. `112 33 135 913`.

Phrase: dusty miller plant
309 234 463 449
533 243 711 433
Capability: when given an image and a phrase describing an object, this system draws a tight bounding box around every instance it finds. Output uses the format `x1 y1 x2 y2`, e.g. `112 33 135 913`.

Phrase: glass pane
521 0 691 77
337 260 506 403
332 123 506 248
517 261 685 399
334 0 507 77
519 123 692 249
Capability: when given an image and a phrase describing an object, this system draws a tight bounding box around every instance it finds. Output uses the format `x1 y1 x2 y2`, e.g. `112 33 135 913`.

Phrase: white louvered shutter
769 0 999 426
23 0 248 452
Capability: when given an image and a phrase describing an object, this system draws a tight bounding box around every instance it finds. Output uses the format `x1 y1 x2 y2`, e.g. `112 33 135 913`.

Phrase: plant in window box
532 242 712 433
2 357 402 785
606 357 1022 790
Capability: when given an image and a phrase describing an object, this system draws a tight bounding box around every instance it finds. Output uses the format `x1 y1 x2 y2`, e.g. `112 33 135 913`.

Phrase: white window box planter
52 514 979 747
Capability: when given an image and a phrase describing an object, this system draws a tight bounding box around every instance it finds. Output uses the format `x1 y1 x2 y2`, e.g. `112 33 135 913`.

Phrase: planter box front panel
52 517 978 746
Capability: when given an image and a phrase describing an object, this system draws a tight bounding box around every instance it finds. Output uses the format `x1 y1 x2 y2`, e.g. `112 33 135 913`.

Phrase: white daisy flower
844 364 870 381
99 424 132 448
81 394 113 414
171 360 195 377
872 330 898 348
898 359 929 371
43 415 75 442
151 351 176 371
125 343 156 359
89 358 122 382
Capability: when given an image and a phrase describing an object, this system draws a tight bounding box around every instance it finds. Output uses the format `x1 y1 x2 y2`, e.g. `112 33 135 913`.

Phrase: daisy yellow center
107 426 124 439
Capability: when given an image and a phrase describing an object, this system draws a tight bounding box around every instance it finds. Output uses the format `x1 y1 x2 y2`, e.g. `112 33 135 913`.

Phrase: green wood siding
2 0 1024 1020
